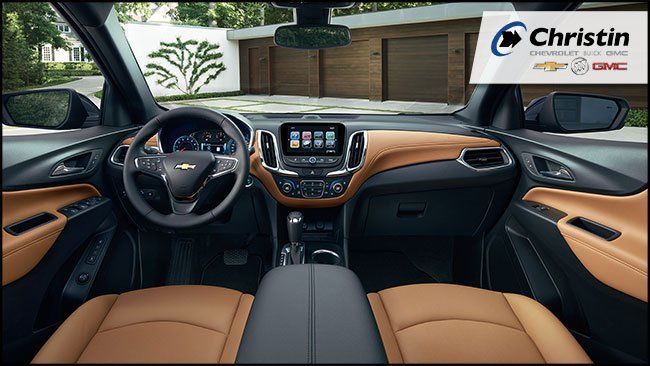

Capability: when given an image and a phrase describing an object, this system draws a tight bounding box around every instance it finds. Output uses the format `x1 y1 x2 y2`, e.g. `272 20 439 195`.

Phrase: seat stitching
75 295 119 363
218 293 244 363
503 295 547 364
394 318 529 334
96 320 228 335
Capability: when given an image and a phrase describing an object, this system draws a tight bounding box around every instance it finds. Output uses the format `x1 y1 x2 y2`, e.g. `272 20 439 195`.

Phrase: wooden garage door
270 47 309 96
383 35 448 102
321 40 369 99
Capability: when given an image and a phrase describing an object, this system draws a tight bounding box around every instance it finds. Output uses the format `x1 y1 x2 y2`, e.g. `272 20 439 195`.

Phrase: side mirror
525 92 629 133
2 89 90 130
274 24 351 49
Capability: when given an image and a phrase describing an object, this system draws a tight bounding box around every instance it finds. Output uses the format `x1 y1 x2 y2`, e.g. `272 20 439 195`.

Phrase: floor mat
200 249 262 295
350 251 437 293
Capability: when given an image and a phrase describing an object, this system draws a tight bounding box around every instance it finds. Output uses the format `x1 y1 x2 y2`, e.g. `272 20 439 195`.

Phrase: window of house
56 24 70 33
72 47 81 62
42 45 52 62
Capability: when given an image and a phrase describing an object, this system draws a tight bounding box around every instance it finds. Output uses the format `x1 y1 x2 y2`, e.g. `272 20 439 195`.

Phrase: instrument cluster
172 129 238 154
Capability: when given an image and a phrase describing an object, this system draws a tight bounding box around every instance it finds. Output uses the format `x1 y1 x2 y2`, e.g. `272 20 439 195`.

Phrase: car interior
2 1 648 364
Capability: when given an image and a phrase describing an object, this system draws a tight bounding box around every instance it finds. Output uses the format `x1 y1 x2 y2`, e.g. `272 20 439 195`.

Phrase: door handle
539 167 573 180
521 153 574 181
51 163 85 176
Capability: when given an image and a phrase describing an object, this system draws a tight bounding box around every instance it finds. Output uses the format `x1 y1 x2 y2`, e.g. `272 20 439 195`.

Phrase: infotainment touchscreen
281 123 345 156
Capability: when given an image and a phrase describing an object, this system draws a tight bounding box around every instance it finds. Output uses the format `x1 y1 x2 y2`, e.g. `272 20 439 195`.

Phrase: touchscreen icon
302 131 312 140
314 139 324 148
302 139 312 148
314 131 324 139
290 140 300 148
325 131 335 140
290 131 300 140
325 140 335 148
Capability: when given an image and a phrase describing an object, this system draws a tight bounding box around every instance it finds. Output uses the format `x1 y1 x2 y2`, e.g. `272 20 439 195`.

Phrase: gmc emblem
592 62 628 70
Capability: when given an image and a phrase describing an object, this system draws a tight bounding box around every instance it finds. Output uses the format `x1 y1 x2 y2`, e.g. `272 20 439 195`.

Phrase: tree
144 37 226 95
169 2 292 29
2 3 66 91
114 2 166 23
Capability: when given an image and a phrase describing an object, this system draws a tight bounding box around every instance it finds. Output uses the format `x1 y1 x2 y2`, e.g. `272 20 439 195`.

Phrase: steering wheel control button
214 158 237 174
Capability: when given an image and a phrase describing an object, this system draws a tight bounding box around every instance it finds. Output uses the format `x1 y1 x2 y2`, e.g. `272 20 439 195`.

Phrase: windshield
121 2 515 115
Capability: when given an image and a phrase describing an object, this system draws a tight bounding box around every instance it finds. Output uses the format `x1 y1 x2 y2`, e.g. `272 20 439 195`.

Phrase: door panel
248 48 261 94
270 47 309 96
321 40 369 99
523 187 647 302
2 184 100 285
485 128 648 363
2 126 135 362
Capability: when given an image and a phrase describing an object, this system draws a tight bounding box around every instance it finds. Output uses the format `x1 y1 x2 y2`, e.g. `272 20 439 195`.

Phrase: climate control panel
274 176 351 199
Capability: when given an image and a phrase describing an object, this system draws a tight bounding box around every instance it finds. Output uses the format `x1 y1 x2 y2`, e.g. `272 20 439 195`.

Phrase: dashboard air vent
259 131 278 169
347 132 365 170
460 148 509 169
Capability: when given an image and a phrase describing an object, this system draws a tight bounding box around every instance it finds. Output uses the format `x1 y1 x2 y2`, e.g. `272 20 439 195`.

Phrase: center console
257 122 366 200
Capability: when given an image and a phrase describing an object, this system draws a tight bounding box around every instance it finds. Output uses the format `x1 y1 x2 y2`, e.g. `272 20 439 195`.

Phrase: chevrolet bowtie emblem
174 163 196 170
533 61 568 71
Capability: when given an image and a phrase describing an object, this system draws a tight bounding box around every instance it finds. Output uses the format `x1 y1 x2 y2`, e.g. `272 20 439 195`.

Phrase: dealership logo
571 57 590 75
491 21 527 57
533 61 567 71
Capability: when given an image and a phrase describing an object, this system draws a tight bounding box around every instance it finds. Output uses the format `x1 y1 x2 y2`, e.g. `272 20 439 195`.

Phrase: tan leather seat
32 285 253 364
367 284 591 364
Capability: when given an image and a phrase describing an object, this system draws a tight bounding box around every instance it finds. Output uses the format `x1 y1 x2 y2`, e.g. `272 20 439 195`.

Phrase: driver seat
32 285 254 364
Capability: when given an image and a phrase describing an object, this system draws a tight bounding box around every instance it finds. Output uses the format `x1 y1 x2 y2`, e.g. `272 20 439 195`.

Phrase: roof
227 2 640 40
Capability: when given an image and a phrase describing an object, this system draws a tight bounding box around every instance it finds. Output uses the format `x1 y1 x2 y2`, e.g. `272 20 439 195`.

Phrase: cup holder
311 249 341 265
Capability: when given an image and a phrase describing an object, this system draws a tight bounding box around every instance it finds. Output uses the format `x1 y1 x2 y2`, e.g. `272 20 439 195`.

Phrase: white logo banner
469 11 647 84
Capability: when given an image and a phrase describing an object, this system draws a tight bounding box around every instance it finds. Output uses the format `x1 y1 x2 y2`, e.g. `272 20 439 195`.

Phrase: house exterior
41 15 89 63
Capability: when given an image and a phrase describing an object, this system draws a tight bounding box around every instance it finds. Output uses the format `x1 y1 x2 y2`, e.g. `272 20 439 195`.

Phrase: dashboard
158 113 253 155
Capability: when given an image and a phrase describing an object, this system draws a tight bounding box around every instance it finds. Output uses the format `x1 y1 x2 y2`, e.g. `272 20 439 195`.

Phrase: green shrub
625 109 648 128
155 90 244 102
44 62 101 76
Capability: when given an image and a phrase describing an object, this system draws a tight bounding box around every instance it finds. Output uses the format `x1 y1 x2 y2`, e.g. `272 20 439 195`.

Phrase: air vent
347 131 366 170
110 145 128 166
460 147 510 169
259 131 278 169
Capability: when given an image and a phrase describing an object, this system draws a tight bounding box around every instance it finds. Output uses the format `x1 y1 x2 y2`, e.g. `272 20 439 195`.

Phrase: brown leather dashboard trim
250 130 500 208
2 184 101 286
121 134 158 148
523 187 648 302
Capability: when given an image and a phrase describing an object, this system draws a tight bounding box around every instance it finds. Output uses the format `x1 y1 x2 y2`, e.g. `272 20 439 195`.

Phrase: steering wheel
123 107 250 229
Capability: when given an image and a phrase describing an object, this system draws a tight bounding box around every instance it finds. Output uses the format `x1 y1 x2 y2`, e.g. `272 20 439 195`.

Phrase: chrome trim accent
327 130 368 177
257 129 299 177
456 146 513 171
109 145 129 166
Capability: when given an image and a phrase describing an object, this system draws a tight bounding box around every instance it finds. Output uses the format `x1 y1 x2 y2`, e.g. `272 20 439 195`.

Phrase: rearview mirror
274 24 351 49
2 89 90 130
525 92 629 133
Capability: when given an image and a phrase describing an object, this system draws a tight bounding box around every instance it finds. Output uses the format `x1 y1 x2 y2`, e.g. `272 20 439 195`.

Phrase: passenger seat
367 284 591 364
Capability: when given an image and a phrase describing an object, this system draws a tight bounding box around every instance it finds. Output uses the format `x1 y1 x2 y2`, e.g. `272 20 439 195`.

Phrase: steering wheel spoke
134 154 168 180
169 197 199 215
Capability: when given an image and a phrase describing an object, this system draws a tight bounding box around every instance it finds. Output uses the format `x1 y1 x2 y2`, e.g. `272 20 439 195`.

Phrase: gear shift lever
287 211 304 264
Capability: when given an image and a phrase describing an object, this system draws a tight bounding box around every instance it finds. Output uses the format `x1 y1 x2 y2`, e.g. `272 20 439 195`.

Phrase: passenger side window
2 3 104 134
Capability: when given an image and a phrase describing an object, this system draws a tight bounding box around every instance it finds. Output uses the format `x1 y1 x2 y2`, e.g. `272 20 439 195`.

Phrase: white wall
124 22 240 97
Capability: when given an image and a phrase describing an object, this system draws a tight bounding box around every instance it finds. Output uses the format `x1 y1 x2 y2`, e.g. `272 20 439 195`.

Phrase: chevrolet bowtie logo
174 163 196 170
533 61 568 71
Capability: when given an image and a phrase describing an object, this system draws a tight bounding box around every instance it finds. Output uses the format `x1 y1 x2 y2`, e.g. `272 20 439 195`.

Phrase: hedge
625 109 648 127
44 62 102 77
155 90 244 102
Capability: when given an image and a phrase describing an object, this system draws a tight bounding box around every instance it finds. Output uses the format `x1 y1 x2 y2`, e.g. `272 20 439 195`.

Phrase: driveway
40 75 103 107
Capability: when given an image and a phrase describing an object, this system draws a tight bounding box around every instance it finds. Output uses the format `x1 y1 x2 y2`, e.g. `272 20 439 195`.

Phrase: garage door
321 40 369 99
383 35 448 102
270 47 309 96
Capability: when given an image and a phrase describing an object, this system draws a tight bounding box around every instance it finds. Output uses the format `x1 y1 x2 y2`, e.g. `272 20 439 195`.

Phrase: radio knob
308 156 317 164
281 182 294 194
331 182 344 194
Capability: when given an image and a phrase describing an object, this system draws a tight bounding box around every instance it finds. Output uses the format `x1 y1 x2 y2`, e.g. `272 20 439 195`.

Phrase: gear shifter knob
287 211 303 244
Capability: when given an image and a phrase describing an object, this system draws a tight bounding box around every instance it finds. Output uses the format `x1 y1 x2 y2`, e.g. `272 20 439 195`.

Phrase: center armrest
236 264 387 364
